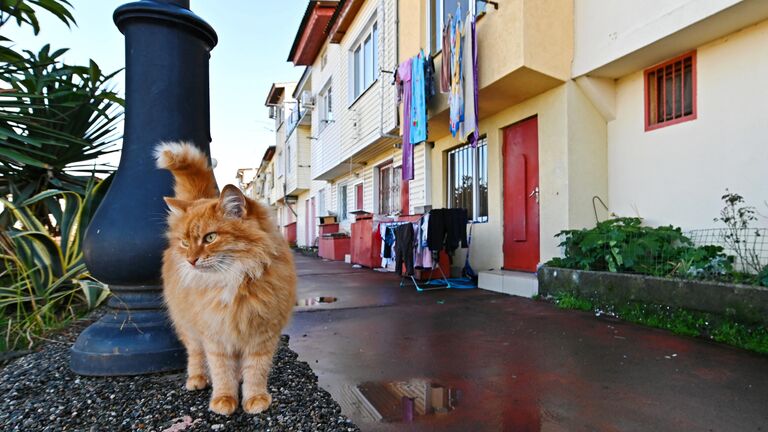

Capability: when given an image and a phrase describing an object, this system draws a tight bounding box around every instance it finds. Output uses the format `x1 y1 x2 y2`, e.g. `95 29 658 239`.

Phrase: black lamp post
70 0 218 376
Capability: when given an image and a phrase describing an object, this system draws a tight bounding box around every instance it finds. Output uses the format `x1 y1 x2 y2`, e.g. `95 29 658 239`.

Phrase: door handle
529 186 540 203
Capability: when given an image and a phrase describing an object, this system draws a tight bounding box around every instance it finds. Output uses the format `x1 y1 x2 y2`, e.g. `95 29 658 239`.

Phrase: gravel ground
0 316 359 432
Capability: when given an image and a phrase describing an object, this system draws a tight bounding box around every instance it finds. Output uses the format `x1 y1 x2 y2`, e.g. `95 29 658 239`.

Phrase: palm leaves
0 180 111 350
0 0 76 35
0 45 124 228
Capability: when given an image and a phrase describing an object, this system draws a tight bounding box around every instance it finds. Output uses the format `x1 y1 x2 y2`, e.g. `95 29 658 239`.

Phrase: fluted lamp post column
70 0 218 375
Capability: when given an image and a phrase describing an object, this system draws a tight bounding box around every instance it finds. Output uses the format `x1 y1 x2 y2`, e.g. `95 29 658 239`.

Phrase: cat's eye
180 239 189 248
203 232 218 244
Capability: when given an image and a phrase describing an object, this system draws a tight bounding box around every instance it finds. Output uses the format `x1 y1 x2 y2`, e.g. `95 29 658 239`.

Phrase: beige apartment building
252 0 768 294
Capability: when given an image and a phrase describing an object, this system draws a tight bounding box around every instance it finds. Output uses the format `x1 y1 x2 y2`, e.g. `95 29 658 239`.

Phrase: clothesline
394 5 480 181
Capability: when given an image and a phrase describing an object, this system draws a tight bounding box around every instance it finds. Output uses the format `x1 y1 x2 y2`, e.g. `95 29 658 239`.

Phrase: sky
4 0 307 186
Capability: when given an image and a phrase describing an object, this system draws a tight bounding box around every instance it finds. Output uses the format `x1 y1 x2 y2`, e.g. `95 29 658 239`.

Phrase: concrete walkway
287 254 768 432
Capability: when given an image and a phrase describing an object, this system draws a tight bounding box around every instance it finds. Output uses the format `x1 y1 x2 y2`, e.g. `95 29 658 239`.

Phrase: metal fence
554 224 767 281
686 228 768 274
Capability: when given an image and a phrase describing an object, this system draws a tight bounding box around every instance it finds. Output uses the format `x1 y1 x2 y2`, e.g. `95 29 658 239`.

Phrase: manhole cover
296 296 338 307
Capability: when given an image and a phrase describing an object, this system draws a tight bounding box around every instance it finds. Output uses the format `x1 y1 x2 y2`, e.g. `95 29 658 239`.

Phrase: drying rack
399 264 452 291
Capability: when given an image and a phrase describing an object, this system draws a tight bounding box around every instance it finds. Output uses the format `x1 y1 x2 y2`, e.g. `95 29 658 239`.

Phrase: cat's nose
188 257 198 266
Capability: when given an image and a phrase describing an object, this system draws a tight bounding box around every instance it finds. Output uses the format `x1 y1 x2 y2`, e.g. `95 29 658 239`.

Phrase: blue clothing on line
410 51 427 144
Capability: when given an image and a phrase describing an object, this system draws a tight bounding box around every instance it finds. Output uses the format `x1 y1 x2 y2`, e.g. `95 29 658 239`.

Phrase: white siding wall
285 124 312 194
339 0 398 160
311 0 399 181
409 143 428 213
311 43 343 178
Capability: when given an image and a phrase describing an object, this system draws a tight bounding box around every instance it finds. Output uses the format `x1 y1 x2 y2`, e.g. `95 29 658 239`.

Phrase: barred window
378 163 402 215
447 138 488 222
645 51 696 131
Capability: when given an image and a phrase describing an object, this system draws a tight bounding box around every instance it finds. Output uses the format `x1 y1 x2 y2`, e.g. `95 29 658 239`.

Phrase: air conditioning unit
300 90 315 108
268 106 276 119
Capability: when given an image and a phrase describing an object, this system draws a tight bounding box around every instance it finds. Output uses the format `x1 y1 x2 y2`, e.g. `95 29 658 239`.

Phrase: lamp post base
70 289 185 376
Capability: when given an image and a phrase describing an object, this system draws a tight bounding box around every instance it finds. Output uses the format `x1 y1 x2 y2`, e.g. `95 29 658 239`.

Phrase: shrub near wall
541 216 768 352
538 267 768 326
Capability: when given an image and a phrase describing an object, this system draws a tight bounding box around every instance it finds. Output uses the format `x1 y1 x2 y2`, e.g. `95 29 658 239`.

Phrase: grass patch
551 291 768 355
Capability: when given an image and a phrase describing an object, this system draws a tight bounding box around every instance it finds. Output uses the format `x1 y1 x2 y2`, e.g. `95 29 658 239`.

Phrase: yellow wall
566 82 609 228
429 81 607 272
607 20 768 229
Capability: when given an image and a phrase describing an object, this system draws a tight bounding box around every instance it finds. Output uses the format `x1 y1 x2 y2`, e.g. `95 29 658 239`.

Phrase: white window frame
317 188 326 216
348 19 379 104
318 81 333 132
446 138 488 222
425 0 485 54
286 143 292 174
338 184 349 221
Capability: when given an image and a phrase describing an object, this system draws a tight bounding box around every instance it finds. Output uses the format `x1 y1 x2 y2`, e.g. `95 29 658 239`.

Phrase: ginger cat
155 142 296 416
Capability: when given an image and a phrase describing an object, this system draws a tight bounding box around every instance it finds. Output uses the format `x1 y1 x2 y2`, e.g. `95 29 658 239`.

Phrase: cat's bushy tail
154 141 218 201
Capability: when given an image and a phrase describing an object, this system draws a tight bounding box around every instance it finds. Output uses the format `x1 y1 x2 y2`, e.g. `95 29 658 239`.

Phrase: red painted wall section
284 222 297 246
401 180 410 215
355 184 363 210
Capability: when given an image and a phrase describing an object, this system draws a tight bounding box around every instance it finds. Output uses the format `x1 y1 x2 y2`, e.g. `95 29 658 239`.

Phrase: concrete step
478 270 538 298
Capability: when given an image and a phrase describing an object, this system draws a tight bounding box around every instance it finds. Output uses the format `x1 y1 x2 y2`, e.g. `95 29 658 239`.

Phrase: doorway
502 116 540 272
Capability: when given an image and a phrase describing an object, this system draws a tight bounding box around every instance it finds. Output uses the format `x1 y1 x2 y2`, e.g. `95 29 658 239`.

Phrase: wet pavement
287 254 768 432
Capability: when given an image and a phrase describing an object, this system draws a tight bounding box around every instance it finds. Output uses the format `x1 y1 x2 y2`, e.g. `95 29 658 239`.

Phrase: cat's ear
219 184 246 219
164 197 191 215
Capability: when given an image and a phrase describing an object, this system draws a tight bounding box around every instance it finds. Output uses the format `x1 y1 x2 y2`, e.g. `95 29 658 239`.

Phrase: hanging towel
462 12 479 146
449 5 464 137
440 18 451 93
397 58 415 180
410 52 427 144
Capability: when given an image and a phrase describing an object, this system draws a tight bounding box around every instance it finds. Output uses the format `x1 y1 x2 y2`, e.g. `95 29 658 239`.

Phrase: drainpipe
379 0 400 140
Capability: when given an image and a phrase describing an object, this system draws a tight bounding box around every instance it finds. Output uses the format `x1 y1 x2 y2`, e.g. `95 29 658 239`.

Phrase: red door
503 116 540 271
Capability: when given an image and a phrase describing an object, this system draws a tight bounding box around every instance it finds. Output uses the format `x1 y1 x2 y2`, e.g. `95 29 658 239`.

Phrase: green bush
0 181 110 351
548 217 741 282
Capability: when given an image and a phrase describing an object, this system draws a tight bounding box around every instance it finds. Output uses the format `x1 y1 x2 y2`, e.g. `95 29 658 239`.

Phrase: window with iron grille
447 138 488 222
644 51 696 131
377 163 402 215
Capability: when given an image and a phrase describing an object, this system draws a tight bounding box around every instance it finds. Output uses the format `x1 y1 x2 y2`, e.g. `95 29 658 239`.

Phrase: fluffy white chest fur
174 256 261 304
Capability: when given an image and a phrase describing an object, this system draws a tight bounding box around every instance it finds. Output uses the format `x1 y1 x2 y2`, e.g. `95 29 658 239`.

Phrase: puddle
296 296 338 307
353 379 460 423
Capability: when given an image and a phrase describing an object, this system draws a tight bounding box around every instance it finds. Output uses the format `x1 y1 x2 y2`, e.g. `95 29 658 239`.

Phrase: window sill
348 79 379 109
645 113 697 132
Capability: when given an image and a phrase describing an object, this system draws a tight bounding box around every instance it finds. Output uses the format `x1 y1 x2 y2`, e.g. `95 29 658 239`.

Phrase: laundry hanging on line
448 5 479 145
393 5 481 179
395 51 437 181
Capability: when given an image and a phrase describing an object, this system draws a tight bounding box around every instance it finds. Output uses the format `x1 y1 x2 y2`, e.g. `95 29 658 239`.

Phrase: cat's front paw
210 395 238 416
243 393 272 414
185 374 208 391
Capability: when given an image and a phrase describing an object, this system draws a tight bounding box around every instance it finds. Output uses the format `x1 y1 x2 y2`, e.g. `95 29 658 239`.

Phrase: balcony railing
286 104 311 137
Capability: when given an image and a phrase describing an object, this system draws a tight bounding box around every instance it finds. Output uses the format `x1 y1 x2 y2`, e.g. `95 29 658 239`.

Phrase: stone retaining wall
538 267 768 325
